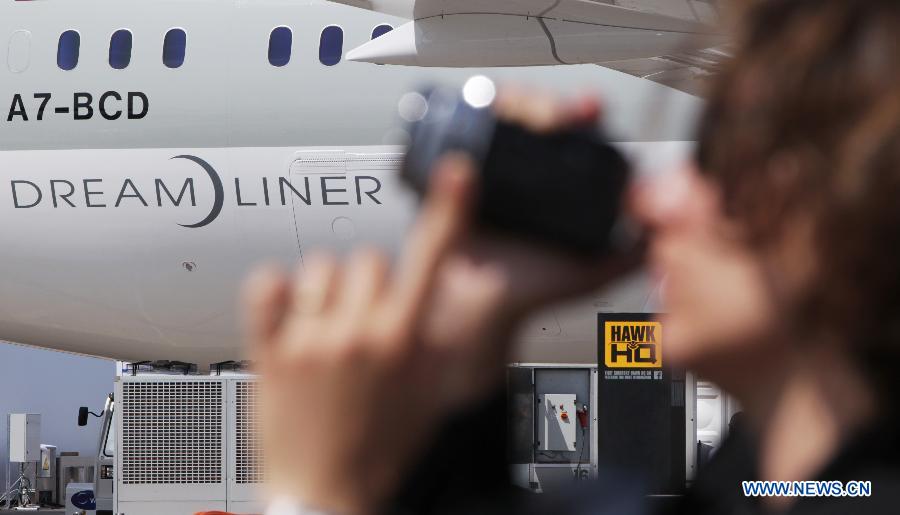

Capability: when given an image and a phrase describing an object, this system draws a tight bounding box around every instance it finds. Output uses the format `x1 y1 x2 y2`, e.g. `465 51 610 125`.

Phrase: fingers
388 154 475 336
568 95 603 126
246 87 600 359
334 249 390 328
630 164 720 231
242 264 291 349
292 253 340 316
493 86 601 133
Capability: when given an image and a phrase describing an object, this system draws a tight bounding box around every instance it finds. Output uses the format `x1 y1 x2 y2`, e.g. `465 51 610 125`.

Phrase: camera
400 78 633 256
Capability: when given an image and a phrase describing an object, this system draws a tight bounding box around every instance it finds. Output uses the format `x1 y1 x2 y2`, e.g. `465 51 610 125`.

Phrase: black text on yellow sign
604 322 662 369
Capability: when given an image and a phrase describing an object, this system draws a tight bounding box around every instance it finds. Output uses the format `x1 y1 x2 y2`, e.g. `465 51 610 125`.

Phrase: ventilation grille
290 152 404 174
121 381 223 485
235 381 264 484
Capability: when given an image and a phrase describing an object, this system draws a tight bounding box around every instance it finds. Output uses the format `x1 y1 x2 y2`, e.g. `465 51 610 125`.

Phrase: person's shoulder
821 416 900 481
798 419 900 514
794 478 900 515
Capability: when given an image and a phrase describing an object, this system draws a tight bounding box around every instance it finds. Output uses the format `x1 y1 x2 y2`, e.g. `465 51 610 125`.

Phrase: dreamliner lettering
5 92 149 121
6 155 384 228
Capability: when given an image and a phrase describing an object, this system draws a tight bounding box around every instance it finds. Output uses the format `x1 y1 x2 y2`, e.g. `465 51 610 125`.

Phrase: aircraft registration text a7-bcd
5 91 148 122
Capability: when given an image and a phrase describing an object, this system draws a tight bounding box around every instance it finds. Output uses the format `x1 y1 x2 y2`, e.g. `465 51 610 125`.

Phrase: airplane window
7 30 31 73
57 30 80 71
319 25 343 66
109 29 133 69
371 24 393 40
268 26 292 67
163 28 186 68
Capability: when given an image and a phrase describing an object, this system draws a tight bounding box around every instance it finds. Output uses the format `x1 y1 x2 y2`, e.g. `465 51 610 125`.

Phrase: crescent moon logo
171 155 224 228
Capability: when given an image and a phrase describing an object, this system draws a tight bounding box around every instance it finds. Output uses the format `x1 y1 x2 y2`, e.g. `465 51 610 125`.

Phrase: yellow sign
604 321 662 369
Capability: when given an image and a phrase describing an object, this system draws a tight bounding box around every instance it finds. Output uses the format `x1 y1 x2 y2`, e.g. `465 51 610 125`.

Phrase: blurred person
242 0 900 513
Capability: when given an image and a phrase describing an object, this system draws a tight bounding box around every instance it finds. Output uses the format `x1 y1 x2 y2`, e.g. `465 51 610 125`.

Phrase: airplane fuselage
0 0 693 366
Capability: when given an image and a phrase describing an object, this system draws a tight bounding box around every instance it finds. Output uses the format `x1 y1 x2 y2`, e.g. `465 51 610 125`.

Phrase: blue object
268 26 292 67
71 490 96 510
319 25 343 66
57 30 80 70
163 28 187 68
109 29 132 69
371 24 393 39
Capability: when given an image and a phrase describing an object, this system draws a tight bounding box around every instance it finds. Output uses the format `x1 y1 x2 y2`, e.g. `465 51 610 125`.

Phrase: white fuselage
0 0 695 366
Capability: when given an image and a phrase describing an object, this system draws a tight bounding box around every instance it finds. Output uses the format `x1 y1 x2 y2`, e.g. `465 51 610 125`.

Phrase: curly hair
696 0 900 396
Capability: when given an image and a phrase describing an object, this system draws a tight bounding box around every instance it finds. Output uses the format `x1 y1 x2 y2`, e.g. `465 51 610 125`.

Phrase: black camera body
401 86 632 256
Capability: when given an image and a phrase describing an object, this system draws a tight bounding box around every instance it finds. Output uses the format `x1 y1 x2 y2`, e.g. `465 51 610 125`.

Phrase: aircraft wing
597 44 730 95
333 0 713 28
331 0 725 95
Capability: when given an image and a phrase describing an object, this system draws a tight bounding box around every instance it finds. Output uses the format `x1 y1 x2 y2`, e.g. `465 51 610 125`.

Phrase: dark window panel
163 28 187 69
109 29 133 69
268 26 292 67
371 24 392 40
57 30 80 71
319 25 343 66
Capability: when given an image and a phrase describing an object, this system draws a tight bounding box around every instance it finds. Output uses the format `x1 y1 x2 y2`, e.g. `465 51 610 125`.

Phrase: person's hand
449 85 641 318
417 89 641 407
242 88 641 514
244 157 479 514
